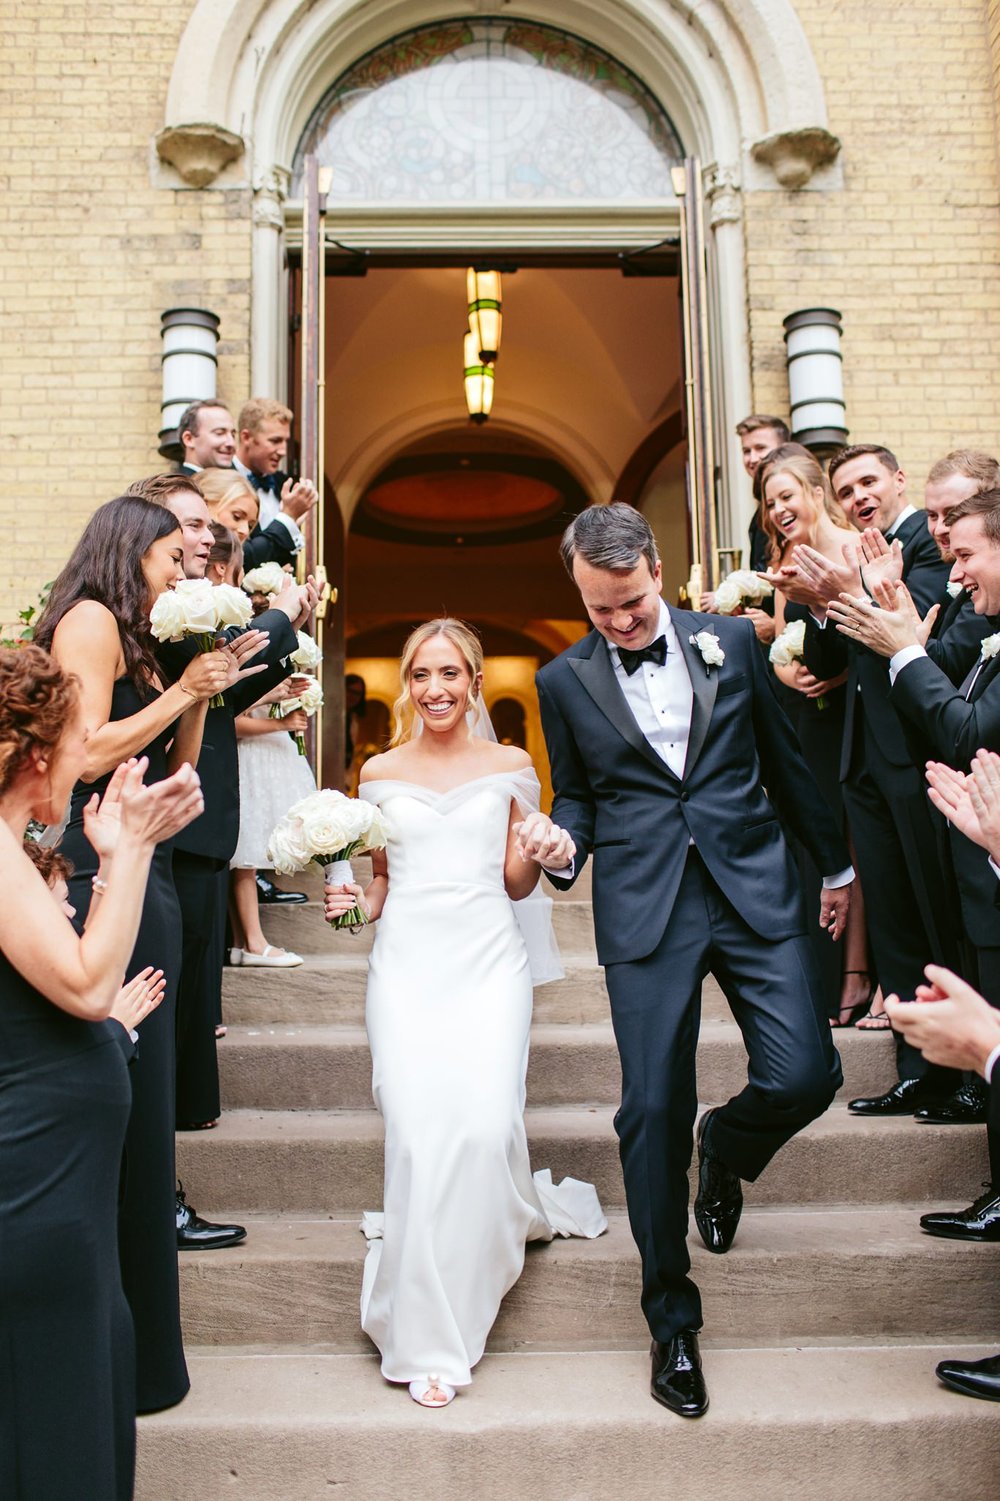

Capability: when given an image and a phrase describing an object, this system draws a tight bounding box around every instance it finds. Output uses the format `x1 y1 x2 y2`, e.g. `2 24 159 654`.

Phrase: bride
324 618 606 1408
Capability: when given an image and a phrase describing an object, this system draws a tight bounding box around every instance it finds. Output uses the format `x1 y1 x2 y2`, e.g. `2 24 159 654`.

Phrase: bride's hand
514 813 576 869
323 882 370 922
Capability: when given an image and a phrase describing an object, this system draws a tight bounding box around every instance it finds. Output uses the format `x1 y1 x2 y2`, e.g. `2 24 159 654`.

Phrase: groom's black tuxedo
537 606 845 1342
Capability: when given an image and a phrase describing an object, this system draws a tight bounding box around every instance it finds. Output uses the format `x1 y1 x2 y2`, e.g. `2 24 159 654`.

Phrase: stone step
176 1105 990 1214
178 1206 1000 1349
135 1344 1000 1501
254 896 598 958
217 1020 894 1110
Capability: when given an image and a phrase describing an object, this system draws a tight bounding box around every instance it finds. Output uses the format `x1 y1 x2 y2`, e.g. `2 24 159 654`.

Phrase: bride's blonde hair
391 617 484 746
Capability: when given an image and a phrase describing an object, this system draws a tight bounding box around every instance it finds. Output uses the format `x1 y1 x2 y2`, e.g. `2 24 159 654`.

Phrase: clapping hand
110 966 166 1031
81 757 147 860
791 541 863 608
217 629 271 690
119 762 204 847
926 751 1000 861
858 528 903 594
827 579 937 657
884 964 1000 1073
280 477 319 524
514 812 576 869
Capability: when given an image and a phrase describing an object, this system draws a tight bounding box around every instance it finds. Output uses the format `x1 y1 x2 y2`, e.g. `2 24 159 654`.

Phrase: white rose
173 578 217 636
713 577 742 615
266 815 312 874
980 633 1000 660
770 619 806 665
715 569 773 614
290 631 323 670
149 588 188 642
214 583 253 630
692 629 725 667
242 562 287 598
296 677 324 715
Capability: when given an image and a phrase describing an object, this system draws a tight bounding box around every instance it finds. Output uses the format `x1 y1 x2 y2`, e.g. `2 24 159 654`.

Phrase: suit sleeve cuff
274 512 304 550
888 643 927 686
985 1042 1000 1084
822 865 855 889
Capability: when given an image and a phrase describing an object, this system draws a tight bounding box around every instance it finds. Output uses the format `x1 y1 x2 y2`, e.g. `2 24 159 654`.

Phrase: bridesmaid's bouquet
714 569 774 616
241 561 288 598
149 579 253 705
269 673 324 754
289 630 323 670
769 618 826 709
267 790 388 929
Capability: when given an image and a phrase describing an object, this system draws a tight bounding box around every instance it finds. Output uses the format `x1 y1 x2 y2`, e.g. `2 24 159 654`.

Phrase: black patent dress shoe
255 872 307 904
847 1077 940 1116
176 1182 247 1251
914 1079 989 1125
694 1109 743 1254
935 1352 1000 1402
919 1183 1000 1241
651 1332 709 1418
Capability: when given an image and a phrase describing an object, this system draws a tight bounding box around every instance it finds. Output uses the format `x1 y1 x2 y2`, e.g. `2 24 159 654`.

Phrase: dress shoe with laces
255 872 307 905
176 1183 247 1251
650 1332 708 1418
847 1077 942 1116
694 1109 743 1254
919 1183 1000 1241
935 1352 1000 1402
914 1079 989 1125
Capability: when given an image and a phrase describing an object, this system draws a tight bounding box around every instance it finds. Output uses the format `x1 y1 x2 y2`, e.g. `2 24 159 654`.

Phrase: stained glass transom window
291 19 683 203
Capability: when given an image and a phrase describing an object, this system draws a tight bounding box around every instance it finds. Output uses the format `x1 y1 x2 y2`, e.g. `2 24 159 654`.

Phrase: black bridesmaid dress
0 944 135 1499
59 677 190 1413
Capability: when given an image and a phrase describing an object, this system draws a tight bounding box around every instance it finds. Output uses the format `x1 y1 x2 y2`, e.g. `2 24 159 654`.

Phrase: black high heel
830 973 877 1028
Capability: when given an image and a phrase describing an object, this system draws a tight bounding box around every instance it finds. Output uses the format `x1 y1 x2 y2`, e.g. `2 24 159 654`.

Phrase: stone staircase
137 868 1000 1499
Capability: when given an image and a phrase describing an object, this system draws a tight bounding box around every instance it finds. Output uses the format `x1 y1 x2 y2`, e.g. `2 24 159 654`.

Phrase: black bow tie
618 635 667 676
249 471 278 494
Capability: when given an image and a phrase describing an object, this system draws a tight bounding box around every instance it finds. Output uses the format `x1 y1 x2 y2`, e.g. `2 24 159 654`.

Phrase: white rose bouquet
769 617 827 709
266 790 388 930
290 631 323 670
714 569 774 616
270 673 324 754
149 579 253 705
242 561 288 598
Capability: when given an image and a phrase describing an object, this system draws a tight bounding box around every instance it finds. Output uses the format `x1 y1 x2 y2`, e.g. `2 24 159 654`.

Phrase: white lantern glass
467 268 502 363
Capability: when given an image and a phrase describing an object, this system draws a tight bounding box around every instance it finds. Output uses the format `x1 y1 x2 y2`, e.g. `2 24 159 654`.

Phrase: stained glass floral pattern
291 19 683 202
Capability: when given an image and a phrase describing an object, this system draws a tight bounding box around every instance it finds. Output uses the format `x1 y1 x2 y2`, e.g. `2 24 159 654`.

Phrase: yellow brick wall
0 2 252 629
745 0 1000 487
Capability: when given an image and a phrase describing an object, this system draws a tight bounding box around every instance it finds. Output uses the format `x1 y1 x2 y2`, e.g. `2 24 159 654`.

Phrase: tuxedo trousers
604 847 842 1342
841 716 961 1086
965 945 1000 1185
172 852 225 1126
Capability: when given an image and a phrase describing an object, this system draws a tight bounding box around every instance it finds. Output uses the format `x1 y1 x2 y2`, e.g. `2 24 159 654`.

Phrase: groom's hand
819 881 852 941
514 812 575 870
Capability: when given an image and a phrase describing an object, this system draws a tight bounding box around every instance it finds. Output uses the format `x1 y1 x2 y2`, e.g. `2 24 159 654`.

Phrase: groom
536 503 851 1418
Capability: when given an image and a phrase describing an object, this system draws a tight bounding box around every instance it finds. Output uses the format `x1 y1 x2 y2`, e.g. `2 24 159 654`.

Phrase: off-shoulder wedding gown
358 769 606 1390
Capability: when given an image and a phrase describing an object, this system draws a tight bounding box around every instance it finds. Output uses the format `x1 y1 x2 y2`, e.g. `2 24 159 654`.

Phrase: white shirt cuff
888 643 927 685
822 865 855 889
273 512 304 550
542 858 575 879
985 1042 1000 1084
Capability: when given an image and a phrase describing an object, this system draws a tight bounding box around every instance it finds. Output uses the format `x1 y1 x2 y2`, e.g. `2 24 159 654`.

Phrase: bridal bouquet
267 790 387 929
269 673 324 754
714 569 774 616
289 630 323 670
241 561 288 598
149 579 253 705
769 618 826 709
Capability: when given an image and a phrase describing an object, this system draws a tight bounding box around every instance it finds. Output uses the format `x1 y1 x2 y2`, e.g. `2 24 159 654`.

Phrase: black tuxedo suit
537 607 845 1340
803 512 953 1080
239 467 300 571
158 607 297 1122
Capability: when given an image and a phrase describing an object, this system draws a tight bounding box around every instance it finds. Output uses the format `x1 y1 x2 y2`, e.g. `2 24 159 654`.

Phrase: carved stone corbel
750 128 841 190
704 164 741 227
156 123 245 188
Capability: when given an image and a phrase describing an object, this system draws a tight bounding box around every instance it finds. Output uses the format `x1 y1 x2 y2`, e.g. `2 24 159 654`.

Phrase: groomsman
234 397 318 570
176 400 237 475
786 445 953 1110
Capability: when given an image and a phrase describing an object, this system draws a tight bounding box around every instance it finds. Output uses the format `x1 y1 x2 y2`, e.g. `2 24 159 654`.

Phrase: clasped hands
512 811 576 870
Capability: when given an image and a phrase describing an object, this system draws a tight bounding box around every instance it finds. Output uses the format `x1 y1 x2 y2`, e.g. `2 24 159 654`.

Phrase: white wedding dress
358 769 606 1389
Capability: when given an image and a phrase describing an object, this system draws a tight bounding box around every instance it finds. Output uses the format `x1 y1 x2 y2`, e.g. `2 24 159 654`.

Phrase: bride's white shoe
408 1375 455 1408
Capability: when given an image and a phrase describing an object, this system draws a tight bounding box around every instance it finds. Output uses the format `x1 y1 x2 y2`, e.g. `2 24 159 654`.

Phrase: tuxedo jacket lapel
963 648 1000 701
672 609 718 778
568 636 678 778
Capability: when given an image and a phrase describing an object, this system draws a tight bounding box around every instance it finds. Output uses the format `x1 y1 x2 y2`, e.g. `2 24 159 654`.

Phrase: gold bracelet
178 680 199 701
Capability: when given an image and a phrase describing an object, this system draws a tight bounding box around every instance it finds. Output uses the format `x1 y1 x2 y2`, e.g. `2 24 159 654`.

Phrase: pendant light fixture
466 267 503 362
463 329 494 424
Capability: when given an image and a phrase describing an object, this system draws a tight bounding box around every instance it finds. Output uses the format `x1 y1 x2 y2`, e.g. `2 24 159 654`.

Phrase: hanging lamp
466 267 503 362
463 329 494 424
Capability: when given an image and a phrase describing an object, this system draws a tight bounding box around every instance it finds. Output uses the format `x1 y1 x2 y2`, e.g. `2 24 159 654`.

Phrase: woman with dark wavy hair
0 644 203 1500
33 493 255 1413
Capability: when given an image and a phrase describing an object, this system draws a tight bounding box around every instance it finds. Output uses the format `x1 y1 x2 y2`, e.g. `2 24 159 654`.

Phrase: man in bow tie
536 503 850 1419
234 397 319 570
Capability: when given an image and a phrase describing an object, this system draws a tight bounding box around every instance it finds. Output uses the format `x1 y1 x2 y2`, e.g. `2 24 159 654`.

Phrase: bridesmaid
0 644 203 1499
34 495 260 1412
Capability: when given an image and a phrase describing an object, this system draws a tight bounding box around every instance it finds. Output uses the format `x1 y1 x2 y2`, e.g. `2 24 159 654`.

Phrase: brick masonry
2 2 1000 625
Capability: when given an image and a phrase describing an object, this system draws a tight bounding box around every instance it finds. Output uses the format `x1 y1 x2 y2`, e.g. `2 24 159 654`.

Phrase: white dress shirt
234 456 304 551
608 600 691 779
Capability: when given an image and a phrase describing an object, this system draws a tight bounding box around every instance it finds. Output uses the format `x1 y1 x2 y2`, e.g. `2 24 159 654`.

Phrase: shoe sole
177 1233 248 1251
920 1224 1000 1243
937 1376 1000 1402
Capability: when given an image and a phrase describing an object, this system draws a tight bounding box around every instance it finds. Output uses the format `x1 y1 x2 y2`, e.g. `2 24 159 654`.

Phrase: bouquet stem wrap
320 850 366 930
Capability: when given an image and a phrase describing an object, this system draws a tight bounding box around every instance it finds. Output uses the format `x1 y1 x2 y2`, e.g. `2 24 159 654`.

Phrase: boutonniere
946 580 964 599
690 629 725 673
980 633 1000 660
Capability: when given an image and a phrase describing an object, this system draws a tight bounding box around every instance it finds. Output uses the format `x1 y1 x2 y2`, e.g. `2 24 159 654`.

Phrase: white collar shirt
885 504 917 538
607 600 692 778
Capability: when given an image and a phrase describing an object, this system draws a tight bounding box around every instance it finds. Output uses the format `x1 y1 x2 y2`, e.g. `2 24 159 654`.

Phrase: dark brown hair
125 473 202 506
34 495 179 693
828 443 901 486
208 520 243 577
22 840 72 886
736 414 790 441
0 646 79 795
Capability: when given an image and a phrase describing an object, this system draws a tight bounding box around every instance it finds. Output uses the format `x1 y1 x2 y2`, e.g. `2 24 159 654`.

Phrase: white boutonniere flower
690 629 725 672
946 580 964 599
980 633 1000 660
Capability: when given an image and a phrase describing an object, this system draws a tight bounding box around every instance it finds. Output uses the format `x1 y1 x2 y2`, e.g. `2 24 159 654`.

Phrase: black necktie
618 635 667 676
249 472 278 494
